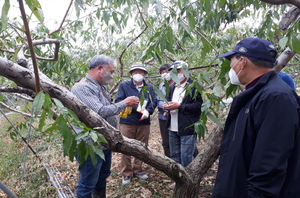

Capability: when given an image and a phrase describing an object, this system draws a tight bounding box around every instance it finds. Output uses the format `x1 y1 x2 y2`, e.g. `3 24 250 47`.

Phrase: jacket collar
230 71 277 113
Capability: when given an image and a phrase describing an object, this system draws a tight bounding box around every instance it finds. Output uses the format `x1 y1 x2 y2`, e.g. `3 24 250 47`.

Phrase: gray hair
89 54 116 69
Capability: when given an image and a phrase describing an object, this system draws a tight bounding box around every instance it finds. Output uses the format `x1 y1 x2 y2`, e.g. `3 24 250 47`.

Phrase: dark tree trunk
174 182 200 198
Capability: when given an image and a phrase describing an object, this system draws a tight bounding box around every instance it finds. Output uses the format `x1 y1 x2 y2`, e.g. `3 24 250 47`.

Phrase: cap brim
129 66 148 73
218 51 236 60
168 66 182 71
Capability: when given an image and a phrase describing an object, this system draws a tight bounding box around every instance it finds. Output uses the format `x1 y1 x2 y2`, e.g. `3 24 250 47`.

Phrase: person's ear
97 65 103 71
240 56 247 65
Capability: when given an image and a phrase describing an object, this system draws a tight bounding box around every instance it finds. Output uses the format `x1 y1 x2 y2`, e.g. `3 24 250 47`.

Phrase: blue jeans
169 131 197 167
76 149 112 197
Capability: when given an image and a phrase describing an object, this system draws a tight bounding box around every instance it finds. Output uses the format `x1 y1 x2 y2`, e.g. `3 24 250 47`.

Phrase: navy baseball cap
218 37 277 63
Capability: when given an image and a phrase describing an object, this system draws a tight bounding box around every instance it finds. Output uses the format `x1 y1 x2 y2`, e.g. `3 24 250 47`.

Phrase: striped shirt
71 75 126 130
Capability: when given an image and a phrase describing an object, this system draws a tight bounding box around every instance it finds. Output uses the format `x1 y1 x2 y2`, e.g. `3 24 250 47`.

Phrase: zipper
232 111 241 141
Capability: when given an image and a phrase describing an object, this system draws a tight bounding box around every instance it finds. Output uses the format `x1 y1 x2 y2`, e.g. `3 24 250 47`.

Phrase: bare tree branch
18 0 41 93
0 86 35 97
0 101 33 117
23 39 60 61
48 0 74 36
260 0 300 8
13 93 34 102
118 2 148 77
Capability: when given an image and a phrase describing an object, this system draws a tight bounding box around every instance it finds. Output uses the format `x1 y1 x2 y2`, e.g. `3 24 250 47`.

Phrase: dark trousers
158 119 170 157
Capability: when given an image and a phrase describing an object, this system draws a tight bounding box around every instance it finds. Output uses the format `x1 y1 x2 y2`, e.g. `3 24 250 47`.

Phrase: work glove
138 109 149 121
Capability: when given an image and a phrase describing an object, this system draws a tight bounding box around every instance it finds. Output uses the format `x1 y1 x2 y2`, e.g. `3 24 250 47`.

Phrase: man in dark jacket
212 37 300 198
163 61 203 167
115 62 157 185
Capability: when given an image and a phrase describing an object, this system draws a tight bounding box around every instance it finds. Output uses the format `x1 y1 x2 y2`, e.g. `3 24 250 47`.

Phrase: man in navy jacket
115 63 157 185
212 37 300 198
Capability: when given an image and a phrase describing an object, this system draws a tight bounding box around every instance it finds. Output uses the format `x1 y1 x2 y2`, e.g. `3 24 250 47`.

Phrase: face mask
132 74 144 82
161 73 171 81
101 72 113 85
178 73 185 82
165 73 171 81
228 59 243 85
161 73 167 80
101 68 113 85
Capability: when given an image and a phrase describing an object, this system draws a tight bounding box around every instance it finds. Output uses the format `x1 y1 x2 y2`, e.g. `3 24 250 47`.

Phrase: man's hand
124 96 139 107
163 101 180 110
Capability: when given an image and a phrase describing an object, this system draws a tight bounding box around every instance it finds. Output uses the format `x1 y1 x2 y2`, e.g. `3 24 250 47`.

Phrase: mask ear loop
236 58 245 76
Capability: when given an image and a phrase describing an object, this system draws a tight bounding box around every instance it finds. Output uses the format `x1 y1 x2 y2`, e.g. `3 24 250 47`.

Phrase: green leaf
204 0 211 12
68 109 80 122
68 139 77 161
38 110 47 131
90 131 98 142
182 64 189 79
187 12 196 29
170 69 180 85
206 111 224 129
77 141 87 165
53 98 68 116
219 0 226 8
33 91 45 117
97 133 108 144
153 85 167 103
24 0 44 22
93 146 105 160
279 37 288 49
194 121 205 140
74 0 84 18
201 100 210 112
75 131 89 140
1 0 10 30
44 123 57 134
290 35 300 54
89 146 97 167
226 83 238 97
213 86 221 97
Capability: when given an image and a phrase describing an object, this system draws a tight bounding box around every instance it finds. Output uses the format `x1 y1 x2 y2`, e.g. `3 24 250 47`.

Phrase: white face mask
161 73 167 80
228 59 243 86
178 73 186 82
161 73 171 81
165 73 171 81
132 74 144 82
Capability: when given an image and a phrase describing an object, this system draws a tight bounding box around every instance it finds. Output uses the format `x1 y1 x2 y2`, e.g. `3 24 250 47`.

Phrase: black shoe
93 184 106 198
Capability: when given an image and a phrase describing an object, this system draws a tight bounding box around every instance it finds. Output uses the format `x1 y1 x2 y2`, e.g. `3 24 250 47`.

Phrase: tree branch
18 0 41 93
0 102 33 117
48 0 74 36
260 0 300 8
23 38 60 61
118 2 148 77
0 86 35 97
